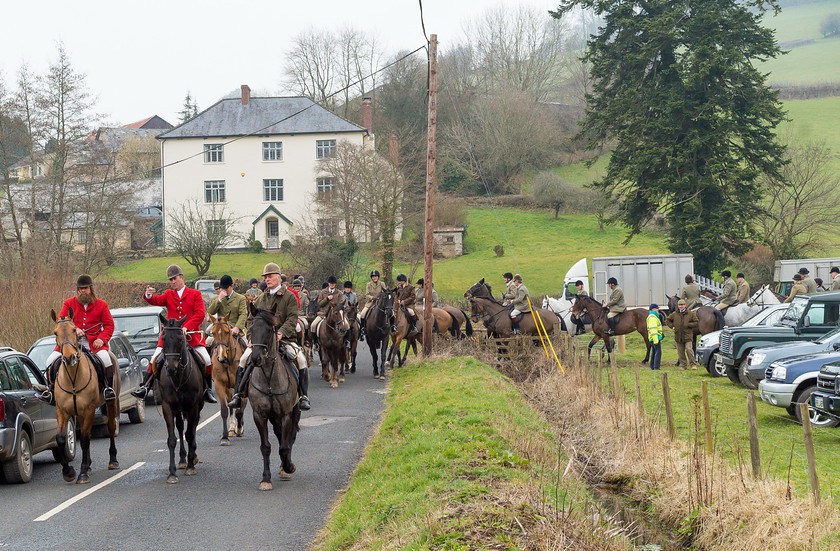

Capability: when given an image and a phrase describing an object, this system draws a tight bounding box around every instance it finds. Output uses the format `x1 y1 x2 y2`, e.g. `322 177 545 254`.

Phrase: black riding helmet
370 270 380 278
575 280 584 286
327 275 338 284
503 272 513 280
249 277 258 285
607 277 618 285
344 281 353 289
396 274 407 282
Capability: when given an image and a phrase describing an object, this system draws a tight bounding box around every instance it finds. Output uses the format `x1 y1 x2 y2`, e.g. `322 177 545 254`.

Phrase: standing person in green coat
646 304 663 370
206 275 248 346
666 299 699 369
509 274 531 334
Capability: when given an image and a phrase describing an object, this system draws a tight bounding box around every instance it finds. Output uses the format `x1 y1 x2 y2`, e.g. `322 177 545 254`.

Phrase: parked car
27 332 147 430
759 351 840 428
111 306 163 403
0 347 76 483
194 279 219 305
741 326 840 389
719 292 840 383
809 360 840 424
696 303 789 377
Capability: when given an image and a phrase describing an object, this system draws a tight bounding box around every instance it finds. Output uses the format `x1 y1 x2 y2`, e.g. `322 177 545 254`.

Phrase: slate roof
158 97 365 140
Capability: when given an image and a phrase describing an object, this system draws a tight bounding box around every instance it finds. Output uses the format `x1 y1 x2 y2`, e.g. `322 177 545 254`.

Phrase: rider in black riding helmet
360 270 387 342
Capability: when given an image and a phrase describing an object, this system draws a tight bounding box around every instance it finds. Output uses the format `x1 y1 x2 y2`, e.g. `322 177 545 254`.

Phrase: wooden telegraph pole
422 34 438 356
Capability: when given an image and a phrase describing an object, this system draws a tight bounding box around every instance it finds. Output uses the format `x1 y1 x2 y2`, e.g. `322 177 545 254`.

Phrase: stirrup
131 386 149 399
227 394 243 408
38 389 54 403
299 395 311 410
104 387 117 402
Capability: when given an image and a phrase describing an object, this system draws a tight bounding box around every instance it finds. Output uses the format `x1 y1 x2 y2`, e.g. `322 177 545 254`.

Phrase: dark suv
0 348 76 483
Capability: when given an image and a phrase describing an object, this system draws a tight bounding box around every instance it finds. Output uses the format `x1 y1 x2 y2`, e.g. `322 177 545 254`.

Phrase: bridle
161 325 199 393
249 313 292 398
210 320 238 364
53 318 94 414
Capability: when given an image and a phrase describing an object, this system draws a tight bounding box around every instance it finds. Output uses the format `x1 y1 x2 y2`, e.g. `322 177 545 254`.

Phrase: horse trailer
774 258 840 296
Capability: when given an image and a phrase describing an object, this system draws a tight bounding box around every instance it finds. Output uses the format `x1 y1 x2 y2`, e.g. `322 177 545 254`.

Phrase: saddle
81 349 112 394
512 313 524 323
188 347 205 368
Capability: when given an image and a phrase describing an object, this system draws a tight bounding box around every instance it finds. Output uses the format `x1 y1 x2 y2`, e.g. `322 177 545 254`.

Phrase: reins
54 319 95 415
161 326 201 396
249 318 293 398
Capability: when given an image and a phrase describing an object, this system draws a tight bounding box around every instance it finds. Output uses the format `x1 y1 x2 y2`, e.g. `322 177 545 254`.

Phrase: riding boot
312 332 320 352
511 319 520 334
38 358 61 404
227 364 254 409
103 363 116 402
607 316 616 335
131 370 154 399
203 372 218 403
298 368 311 410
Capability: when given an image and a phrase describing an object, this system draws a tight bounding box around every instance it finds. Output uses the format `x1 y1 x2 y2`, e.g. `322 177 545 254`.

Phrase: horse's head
327 299 348 336
666 294 679 312
571 295 591 318
464 278 492 299
51 308 80 367
161 314 188 375
210 315 233 361
346 302 358 323
248 302 277 368
377 289 395 314
306 296 319 318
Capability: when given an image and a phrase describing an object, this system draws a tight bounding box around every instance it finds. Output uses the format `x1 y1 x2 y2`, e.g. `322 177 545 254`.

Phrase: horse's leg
106 395 120 470
330 350 339 388
385 335 398 368
350 339 357 373
587 335 600 359
163 403 179 483
369 336 379 376
175 412 187 470
253 409 273 490
54 408 76 482
272 415 296 480
338 345 346 384
218 377 231 445
76 404 96 483
235 399 247 437
184 407 199 476
641 324 651 363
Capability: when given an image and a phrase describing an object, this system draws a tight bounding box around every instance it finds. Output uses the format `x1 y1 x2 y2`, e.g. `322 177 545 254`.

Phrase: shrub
494 245 504 257
280 239 292 253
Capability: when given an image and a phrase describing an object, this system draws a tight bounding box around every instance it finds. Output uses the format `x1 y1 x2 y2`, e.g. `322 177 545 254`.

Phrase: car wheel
3 431 33 483
794 386 840 428
725 360 742 385
127 395 146 424
738 360 759 390
710 353 727 378
52 418 77 463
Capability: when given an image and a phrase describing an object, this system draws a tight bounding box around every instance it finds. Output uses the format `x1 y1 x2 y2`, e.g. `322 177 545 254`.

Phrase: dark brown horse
209 315 247 445
464 279 558 338
571 295 651 362
386 304 418 368
51 309 120 483
247 303 300 490
665 295 723 337
158 314 205 484
365 289 394 379
342 302 360 375
316 299 349 388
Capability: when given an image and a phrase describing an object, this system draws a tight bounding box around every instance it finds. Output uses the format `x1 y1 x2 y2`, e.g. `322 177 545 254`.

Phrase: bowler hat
832 267 839 275
220 275 233 288
76 274 93 288
720 270 731 277
327 275 338 284
262 263 281 277
793 274 802 281
799 267 810 274
166 264 183 279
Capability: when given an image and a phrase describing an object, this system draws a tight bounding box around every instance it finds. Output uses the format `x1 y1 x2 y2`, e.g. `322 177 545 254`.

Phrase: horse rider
227 263 309 411
799 267 818 294
502 272 515 306
785 274 807 303
572 280 587 335
736 273 750 304
646 304 663 370
293 278 310 338
714 270 737 312
603 277 625 335
342 281 358 349
360 270 388 341
393 274 419 335
311 275 348 350
206 274 248 348
815 278 826 292
831 267 840 291
294 274 311 302
681 275 701 310
245 278 261 301
666 299 699 370
39 275 117 404
509 274 531 334
415 278 439 308
131 264 217 403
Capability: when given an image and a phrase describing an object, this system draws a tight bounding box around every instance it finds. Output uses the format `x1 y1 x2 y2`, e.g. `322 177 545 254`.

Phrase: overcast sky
0 0 560 127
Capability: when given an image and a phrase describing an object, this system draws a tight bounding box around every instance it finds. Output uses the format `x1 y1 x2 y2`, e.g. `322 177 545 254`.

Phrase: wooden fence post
702 381 713 455
799 401 821 504
747 392 761 479
611 356 621 401
662 372 676 440
634 362 644 417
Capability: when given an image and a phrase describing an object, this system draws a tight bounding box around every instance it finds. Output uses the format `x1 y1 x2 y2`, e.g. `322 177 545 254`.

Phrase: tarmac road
0 344 388 551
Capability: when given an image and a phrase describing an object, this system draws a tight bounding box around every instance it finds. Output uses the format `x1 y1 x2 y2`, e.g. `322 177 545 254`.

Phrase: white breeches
296 317 309 333
510 309 522 318
47 349 112 368
360 305 371 319
152 345 210 366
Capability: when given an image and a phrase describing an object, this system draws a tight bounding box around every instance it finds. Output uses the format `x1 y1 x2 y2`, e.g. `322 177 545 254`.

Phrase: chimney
362 97 372 132
389 132 399 164
241 84 251 106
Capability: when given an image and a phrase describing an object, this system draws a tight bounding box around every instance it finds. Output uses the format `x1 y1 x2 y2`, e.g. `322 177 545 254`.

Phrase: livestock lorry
775 258 840 296
545 254 694 334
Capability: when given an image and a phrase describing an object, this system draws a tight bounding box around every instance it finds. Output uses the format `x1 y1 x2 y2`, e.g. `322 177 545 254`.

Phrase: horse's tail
433 317 439 334
462 311 474 337
713 307 726 331
447 311 459 337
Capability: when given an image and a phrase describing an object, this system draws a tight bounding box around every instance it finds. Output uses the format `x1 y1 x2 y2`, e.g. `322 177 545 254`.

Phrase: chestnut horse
571 294 651 362
209 315 247 446
51 309 120 483
386 304 418 368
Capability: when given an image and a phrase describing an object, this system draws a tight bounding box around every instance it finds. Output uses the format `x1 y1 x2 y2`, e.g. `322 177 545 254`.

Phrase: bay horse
158 314 205 484
414 305 448 336
342 302 359 375
365 289 394 379
51 309 120 483
441 305 474 338
386 302 418 368
209 315 247 446
247 303 300 490
302 296 319 364
317 299 349 388
464 279 559 338
571 294 651 362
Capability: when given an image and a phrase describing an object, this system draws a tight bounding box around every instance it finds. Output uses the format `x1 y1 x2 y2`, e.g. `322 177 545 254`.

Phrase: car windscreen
781 297 807 322
114 315 161 341
27 340 54 372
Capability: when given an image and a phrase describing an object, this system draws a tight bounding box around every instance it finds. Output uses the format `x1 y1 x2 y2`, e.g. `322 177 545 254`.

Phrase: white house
157 85 370 250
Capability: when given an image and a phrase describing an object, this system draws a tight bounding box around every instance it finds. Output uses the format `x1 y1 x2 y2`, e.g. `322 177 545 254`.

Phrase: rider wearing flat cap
40 275 117 404
799 267 818 295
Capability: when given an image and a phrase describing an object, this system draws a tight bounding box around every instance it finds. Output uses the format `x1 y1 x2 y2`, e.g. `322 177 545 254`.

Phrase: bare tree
756 138 840 260
530 171 574 219
315 141 364 237
166 199 243 276
285 29 339 111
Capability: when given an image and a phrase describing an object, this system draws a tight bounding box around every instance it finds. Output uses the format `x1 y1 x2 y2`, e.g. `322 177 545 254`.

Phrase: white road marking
196 411 221 431
33 462 146 522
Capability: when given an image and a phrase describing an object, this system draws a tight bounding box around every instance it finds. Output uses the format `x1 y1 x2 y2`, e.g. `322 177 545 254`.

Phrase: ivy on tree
551 0 787 275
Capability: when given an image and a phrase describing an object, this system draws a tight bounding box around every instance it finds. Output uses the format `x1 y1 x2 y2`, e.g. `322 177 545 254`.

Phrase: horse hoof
378 375 386 380
108 462 120 470
184 467 197 476
85 467 92 476
258 482 273 491
339 376 345 383
76 474 90 484
166 475 179 484
350 366 356 374
384 361 391 368
220 438 230 446
278 470 292 481
236 428 244 437
228 429 236 437
330 381 338 388
177 462 187 470
63 468 76 482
